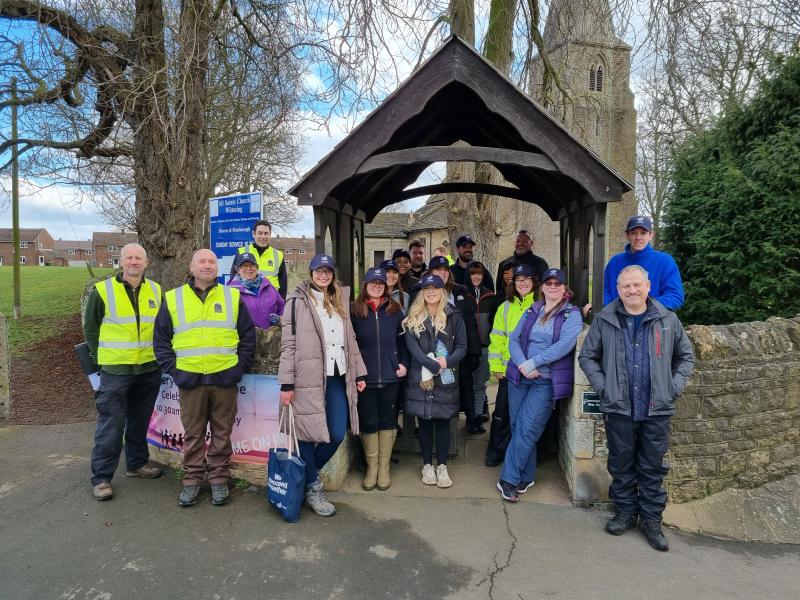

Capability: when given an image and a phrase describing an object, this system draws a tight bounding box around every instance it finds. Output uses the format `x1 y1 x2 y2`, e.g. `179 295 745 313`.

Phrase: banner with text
147 373 284 465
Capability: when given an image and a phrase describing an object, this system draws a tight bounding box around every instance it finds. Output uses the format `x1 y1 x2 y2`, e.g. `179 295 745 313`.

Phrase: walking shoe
639 520 669 551
484 455 501 467
421 464 438 486
178 485 200 507
305 482 336 517
126 464 163 479
496 480 519 502
466 424 487 434
211 483 230 506
516 481 535 494
436 464 452 488
605 512 638 536
92 482 113 501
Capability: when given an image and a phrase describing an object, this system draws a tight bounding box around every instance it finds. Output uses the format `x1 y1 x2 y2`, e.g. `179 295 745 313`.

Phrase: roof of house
365 212 412 238
54 240 93 251
0 228 48 242
92 231 139 246
404 197 448 233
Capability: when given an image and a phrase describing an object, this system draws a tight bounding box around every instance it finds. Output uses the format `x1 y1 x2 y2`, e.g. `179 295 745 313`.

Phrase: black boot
605 512 638 535
639 520 669 551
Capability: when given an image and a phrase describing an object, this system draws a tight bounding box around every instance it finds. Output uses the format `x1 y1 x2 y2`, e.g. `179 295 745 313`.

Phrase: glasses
313 268 334 276
543 280 564 287
514 276 533 283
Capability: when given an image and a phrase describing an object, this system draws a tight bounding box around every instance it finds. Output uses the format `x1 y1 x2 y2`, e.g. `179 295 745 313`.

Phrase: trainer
579 265 694 551
154 249 256 507
84 243 164 501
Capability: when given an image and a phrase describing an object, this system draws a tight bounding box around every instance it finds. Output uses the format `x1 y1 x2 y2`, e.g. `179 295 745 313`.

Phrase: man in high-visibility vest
154 249 256 507
237 219 287 299
83 243 164 501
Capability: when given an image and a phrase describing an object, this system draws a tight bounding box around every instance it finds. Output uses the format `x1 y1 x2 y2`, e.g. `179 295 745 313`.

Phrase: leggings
357 383 399 433
298 376 349 486
417 418 450 465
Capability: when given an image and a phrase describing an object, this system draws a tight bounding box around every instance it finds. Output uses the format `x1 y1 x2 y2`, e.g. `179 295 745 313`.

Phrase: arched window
589 57 605 92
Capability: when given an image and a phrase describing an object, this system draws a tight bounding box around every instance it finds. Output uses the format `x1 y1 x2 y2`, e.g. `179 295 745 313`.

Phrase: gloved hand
269 313 281 326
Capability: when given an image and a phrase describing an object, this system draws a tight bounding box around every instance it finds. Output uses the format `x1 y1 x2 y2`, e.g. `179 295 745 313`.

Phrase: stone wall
561 316 800 506
667 317 800 502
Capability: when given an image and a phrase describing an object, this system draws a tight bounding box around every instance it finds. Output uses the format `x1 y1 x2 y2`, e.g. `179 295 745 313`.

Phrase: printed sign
582 391 602 414
209 191 262 283
147 373 284 464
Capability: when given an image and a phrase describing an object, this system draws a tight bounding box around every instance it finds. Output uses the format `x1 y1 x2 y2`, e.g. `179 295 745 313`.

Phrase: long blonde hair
306 278 347 319
403 288 449 335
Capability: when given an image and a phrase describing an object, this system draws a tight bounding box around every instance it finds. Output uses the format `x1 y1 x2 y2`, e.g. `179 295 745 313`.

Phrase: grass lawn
0 266 116 355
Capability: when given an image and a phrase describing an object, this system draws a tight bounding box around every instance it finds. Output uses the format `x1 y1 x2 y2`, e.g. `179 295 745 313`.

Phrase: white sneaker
436 464 452 488
421 464 437 485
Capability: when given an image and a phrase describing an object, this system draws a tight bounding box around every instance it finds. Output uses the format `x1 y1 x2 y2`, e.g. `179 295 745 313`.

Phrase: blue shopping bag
267 405 306 523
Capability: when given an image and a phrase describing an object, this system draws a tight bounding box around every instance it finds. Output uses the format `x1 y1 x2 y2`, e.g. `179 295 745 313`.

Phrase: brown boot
377 429 396 491
361 433 379 491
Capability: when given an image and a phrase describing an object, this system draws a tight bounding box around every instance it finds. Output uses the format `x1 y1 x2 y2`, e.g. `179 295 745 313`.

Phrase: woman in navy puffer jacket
350 267 409 491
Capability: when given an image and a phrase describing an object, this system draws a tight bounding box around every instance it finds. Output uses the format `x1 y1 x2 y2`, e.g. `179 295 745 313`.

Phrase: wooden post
11 77 21 319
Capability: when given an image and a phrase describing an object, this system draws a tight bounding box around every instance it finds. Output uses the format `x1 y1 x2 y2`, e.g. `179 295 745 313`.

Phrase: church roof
364 212 412 238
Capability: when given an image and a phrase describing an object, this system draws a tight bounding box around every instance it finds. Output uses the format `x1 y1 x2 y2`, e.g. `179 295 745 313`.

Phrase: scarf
237 274 263 293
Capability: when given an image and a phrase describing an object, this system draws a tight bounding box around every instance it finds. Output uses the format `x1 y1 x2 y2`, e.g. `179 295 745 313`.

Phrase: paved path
1 422 798 600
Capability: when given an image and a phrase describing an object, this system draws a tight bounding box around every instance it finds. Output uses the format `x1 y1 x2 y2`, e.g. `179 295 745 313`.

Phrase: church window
589 59 605 92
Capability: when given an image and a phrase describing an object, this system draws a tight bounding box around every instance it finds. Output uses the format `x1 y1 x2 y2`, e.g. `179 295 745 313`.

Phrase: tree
661 51 800 324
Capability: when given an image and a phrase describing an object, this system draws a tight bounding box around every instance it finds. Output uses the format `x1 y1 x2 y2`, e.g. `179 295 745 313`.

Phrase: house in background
0 228 55 267
272 235 315 273
92 231 139 269
51 239 94 267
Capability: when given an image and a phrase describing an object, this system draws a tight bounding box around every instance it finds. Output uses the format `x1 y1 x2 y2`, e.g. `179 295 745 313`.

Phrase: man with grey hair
579 264 695 551
84 243 164 501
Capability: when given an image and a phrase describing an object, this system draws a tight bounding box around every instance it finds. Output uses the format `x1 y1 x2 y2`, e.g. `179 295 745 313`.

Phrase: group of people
84 214 694 551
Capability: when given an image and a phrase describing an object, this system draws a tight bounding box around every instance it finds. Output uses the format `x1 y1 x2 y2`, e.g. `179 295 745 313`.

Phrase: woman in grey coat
403 274 467 488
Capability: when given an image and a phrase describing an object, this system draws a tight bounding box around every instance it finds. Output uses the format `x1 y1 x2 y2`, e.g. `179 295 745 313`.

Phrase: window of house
298 249 306 255
68 249 75 255
108 245 117 251
86 249 93 255
374 250 385 265
20 255 27 264
20 241 28 248
108 257 113 265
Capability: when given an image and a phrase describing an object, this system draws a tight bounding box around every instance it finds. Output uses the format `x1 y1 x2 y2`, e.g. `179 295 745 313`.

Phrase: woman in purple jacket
227 252 285 329
497 268 582 503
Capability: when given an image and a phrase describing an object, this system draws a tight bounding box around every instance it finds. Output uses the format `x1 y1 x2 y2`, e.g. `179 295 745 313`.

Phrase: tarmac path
1 423 798 600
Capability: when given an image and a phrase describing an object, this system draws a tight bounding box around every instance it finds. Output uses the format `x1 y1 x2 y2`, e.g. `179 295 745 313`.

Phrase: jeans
605 414 671 522
357 383 399 433
90 370 161 485
298 376 349 486
500 379 553 486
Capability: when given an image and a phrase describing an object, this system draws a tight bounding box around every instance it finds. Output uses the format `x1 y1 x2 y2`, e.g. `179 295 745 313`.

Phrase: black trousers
357 383 399 433
486 378 510 463
458 362 476 427
417 418 450 465
605 413 671 523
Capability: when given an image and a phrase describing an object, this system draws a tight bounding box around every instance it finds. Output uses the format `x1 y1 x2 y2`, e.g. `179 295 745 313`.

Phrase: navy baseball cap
364 267 387 284
392 249 411 260
309 253 336 270
625 215 653 232
500 259 519 272
380 259 399 272
428 255 450 269
512 264 535 279
455 235 475 247
420 274 444 289
541 268 567 284
233 252 258 268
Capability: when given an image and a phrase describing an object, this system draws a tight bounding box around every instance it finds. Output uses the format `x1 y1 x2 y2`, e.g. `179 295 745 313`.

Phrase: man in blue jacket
603 216 684 310
579 265 695 551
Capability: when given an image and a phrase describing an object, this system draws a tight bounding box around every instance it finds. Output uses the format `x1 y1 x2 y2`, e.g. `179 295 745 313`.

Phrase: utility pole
11 77 21 319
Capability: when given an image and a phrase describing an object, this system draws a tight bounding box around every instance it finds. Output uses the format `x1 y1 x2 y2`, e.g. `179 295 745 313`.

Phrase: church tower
529 0 638 258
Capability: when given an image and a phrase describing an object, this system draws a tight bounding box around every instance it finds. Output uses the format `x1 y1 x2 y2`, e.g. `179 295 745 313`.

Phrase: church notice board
146 373 283 464
582 391 602 415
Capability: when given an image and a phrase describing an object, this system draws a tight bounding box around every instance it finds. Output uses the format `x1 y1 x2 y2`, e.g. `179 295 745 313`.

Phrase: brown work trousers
178 385 238 485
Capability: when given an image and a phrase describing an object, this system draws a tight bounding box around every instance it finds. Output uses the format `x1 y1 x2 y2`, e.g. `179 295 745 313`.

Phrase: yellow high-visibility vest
238 244 283 290
165 284 240 374
95 277 161 365
487 293 535 373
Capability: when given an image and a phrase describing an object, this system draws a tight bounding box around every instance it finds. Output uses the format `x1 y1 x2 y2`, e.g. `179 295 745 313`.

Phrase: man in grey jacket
578 265 695 551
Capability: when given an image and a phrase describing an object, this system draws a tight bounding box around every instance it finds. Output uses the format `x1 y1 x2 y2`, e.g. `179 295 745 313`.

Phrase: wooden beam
356 146 558 175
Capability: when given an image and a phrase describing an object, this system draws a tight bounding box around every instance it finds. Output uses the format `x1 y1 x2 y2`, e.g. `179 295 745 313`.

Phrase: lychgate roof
289 35 632 222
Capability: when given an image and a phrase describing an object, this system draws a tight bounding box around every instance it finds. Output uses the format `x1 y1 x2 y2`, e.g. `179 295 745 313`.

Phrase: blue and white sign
209 191 262 282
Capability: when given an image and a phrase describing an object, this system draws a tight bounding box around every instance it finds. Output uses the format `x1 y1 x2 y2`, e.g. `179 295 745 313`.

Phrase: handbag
266 405 306 523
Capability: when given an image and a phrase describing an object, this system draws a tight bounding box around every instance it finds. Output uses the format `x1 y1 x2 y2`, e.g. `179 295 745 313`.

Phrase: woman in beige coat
278 254 367 516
